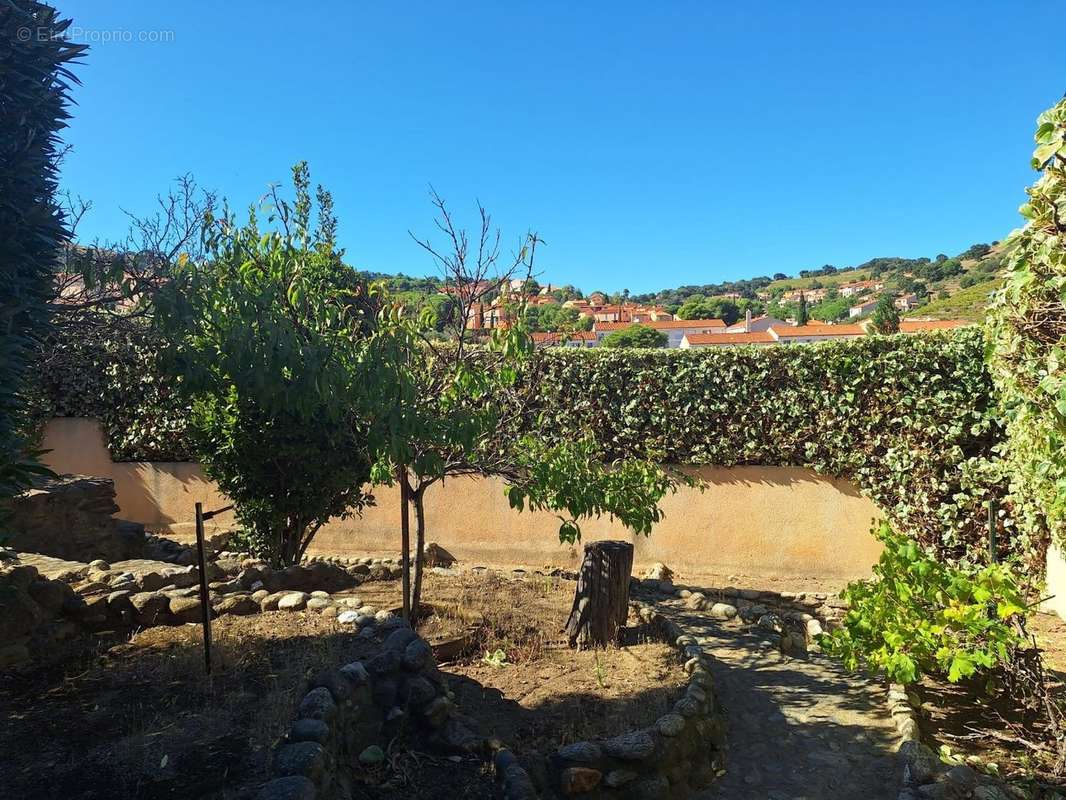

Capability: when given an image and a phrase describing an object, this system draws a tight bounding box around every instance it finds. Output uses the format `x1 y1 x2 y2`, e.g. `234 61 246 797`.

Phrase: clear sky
57 1 1064 294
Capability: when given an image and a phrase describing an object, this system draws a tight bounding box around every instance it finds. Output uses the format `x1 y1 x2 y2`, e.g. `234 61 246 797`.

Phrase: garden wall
41 417 883 582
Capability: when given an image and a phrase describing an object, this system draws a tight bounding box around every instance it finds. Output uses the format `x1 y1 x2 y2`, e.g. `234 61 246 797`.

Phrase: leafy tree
796 292 809 325
379 195 679 619
601 324 668 348
869 294 900 334
0 2 86 500
677 296 741 324
156 164 387 565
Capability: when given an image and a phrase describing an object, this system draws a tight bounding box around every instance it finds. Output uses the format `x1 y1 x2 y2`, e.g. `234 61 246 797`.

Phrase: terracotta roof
531 331 597 343
595 319 726 332
899 319 970 332
771 324 865 338
685 332 774 346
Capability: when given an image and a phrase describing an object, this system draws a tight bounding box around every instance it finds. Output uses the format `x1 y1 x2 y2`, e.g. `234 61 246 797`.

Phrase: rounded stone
256 775 316 800
708 602 737 620
561 767 602 795
557 741 602 764
602 730 656 761
306 597 332 612
656 713 686 737
358 745 385 765
278 592 309 611
88 559 110 571
310 590 330 599
402 638 432 671
297 686 336 722
273 741 326 780
337 610 360 624
289 718 330 744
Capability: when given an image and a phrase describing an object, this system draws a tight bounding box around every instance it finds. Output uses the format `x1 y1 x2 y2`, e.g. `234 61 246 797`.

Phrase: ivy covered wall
32 323 1021 561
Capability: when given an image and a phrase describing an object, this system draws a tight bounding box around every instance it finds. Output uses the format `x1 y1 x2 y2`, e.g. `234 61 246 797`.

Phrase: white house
593 318 727 348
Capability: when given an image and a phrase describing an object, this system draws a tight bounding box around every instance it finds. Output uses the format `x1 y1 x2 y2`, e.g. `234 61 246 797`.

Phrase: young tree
377 193 679 621
0 2 86 498
869 294 900 334
156 164 388 565
601 324 668 348
796 292 810 325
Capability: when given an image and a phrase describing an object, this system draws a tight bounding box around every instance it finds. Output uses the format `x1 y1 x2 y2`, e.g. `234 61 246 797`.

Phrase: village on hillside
451 276 970 349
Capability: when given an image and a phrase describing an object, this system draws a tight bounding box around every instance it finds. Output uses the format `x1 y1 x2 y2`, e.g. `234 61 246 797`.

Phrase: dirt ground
918 612 1066 791
0 571 685 800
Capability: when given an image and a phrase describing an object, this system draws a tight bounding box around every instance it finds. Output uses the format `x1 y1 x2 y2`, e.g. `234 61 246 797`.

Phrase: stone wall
5 475 145 562
0 560 92 668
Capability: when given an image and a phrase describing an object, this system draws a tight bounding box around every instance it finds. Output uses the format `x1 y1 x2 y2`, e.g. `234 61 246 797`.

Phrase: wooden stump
564 540 634 648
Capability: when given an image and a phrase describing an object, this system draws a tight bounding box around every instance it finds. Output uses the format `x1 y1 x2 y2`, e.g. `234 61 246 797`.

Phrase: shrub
821 522 1026 685
155 164 384 565
0 2 85 497
601 324 667 348
987 98 1066 552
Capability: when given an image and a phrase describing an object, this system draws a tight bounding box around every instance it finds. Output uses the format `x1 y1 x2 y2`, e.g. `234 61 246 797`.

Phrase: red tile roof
531 331 597 344
771 324 865 338
595 319 726 332
685 331 775 346
899 319 970 332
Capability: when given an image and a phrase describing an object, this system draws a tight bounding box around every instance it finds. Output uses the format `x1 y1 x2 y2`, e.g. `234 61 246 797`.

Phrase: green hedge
531 330 1016 561
34 322 1021 559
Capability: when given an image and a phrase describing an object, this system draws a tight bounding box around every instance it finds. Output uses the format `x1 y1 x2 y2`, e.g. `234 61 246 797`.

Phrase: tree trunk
564 540 634 648
411 488 427 622
397 465 411 620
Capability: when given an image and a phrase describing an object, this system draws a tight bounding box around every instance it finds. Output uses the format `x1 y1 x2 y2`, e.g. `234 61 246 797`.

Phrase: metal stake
194 502 213 675
988 498 998 563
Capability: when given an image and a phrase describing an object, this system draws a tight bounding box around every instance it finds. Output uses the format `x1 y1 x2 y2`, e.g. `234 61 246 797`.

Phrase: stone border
256 616 457 800
530 601 725 799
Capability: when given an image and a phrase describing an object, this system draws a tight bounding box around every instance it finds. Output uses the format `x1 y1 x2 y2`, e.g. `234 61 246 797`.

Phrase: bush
0 2 85 496
821 523 1026 685
600 324 667 348
987 98 1066 552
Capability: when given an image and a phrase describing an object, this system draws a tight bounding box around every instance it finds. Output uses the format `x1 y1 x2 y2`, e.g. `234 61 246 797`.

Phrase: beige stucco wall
40 417 885 582
1044 542 1066 619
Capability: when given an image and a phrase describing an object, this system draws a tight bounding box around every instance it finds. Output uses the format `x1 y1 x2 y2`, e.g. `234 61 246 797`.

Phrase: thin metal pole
397 465 411 621
194 502 213 674
988 498 998 564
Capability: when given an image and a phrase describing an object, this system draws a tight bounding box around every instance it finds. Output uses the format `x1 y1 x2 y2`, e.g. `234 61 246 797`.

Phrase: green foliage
869 294 900 334
821 523 1026 685
528 330 1014 561
796 293 809 325
155 164 385 565
0 2 85 497
506 436 677 543
601 324 667 348
987 98 1066 551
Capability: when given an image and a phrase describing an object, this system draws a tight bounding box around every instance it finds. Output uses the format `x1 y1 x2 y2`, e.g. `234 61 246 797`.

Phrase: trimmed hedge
34 323 1020 559
530 329 1014 561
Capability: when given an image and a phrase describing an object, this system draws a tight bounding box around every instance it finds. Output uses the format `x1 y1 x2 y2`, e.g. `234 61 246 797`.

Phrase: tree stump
564 540 634 648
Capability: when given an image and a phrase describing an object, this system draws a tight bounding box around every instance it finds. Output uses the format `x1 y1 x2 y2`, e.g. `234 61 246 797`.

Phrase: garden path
651 597 901 800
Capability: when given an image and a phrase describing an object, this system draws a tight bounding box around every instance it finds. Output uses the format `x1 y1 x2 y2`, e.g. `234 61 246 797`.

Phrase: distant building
839 280 885 297
593 318 727 348
848 299 879 318
681 331 775 348
894 294 920 311
530 331 598 348
768 324 865 344
725 311 788 334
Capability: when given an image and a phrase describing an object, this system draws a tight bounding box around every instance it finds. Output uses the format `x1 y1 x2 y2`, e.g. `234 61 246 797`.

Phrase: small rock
273 742 326 781
305 597 332 612
88 559 110 571
642 562 673 582
898 740 942 786
557 741 602 764
944 765 978 793
340 661 369 685
255 775 316 800
216 594 259 616
560 767 602 794
297 686 336 722
602 730 655 760
310 590 330 599
337 610 360 624
403 638 432 671
604 769 638 788
656 713 686 737
289 718 330 744
358 745 385 765
277 592 309 611
708 602 737 620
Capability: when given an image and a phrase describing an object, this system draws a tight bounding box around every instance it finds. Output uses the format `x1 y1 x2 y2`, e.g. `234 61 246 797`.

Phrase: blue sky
58 1 1064 294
